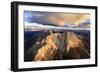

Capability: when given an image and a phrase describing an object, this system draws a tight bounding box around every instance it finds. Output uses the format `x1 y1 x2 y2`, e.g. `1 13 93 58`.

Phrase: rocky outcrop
32 31 90 61
34 33 65 61
66 32 90 59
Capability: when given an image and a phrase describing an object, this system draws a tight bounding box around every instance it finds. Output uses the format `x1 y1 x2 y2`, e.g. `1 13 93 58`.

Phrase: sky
24 11 90 28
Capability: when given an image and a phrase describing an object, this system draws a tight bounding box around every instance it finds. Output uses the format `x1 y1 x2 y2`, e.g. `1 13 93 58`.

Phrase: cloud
24 11 90 27
25 22 90 32
25 22 44 27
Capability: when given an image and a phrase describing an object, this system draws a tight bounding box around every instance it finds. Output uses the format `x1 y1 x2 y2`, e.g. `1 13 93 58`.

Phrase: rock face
66 32 90 59
30 31 90 61
34 33 65 61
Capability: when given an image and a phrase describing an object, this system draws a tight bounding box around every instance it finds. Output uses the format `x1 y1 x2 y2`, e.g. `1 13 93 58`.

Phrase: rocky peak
33 31 90 61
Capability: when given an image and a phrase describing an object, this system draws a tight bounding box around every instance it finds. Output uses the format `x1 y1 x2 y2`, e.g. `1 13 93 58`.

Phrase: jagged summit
24 31 90 61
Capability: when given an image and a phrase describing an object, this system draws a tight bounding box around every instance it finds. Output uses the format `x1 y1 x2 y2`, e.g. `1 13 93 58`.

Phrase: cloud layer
24 11 90 27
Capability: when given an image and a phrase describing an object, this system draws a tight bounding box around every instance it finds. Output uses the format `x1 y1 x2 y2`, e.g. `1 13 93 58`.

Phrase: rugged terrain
24 31 90 61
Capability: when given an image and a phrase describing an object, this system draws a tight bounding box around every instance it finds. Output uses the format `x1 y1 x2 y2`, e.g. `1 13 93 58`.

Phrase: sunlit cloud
24 11 90 28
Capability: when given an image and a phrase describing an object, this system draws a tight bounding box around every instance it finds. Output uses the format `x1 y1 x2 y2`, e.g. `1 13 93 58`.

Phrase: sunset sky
24 11 90 28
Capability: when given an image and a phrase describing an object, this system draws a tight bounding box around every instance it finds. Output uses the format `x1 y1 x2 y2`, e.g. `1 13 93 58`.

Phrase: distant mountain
78 23 90 28
64 23 90 28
